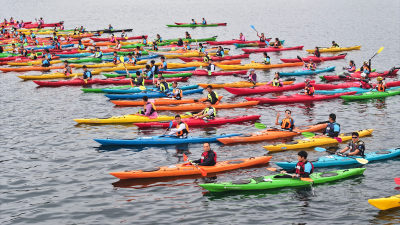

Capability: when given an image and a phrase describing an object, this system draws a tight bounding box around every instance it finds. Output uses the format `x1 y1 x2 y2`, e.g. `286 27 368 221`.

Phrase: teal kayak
341 89 400 101
279 66 335 76
82 83 197 93
102 72 192 78
316 87 397 95
199 168 365 192
102 84 199 94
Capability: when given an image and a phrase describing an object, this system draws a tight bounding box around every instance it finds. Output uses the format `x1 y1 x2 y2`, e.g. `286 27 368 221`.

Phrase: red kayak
245 92 356 104
206 40 270 45
33 77 189 87
23 22 63 28
242 46 304 53
90 36 147 42
175 22 227 26
322 69 399 82
315 80 400 90
192 70 248 76
280 53 347 63
133 115 260 128
224 82 310 95
179 54 250 62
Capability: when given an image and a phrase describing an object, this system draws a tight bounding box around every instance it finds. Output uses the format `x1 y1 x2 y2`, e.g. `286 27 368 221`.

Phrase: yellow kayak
368 195 400 210
263 129 374 152
18 70 102 80
8 59 63 66
198 80 294 89
72 60 147 68
74 114 191 124
163 50 230 59
306 46 361 53
217 62 303 70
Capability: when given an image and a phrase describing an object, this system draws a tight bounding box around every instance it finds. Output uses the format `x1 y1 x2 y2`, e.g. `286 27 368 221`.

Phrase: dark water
1 0 400 224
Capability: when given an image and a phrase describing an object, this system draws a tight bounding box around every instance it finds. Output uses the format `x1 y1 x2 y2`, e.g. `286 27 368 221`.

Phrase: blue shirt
304 162 312 174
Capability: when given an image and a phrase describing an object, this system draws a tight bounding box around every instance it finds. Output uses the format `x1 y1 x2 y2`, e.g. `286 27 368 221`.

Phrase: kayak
0 65 64 72
133 115 261 128
315 87 379 95
94 133 242 146
105 88 204 100
95 28 133 33
198 80 294 89
179 54 250 62
276 148 400 170
306 46 361 53
167 24 219 27
280 54 347 63
320 69 399 82
242 46 304 53
199 168 366 192
279 66 335 76
72 61 147 68
90 35 146 42
217 62 303 70
315 80 400 90
369 195 400 210
162 50 230 59
110 155 270 179
341 89 400 101
245 92 356 104
217 123 327 145
18 71 103 80
192 70 248 76
111 96 222 106
114 67 197 74
74 114 191 124
33 77 189 87
263 129 374 152
207 40 270 45
153 101 259 111
233 40 285 48
224 82 309 96
175 22 227 26
102 84 199 94
103 72 192 79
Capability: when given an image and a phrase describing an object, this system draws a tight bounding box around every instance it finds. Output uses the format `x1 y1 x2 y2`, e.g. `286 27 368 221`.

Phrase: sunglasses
352 136 358 138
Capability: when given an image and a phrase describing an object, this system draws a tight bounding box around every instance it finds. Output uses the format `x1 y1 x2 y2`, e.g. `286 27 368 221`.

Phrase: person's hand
276 112 280 117
281 170 286 174
166 128 170 131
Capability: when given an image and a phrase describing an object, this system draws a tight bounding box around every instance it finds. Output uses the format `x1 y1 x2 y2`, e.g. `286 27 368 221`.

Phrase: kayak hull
242 46 304 53
341 89 400 101
105 88 203 100
280 54 347 63
279 66 335 76
369 195 400 210
245 92 356 104
306 46 361 53
217 62 303 70
224 82 308 96
74 114 191 124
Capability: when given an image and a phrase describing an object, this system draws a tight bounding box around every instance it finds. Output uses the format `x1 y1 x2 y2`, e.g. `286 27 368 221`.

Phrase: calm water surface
1 0 400 224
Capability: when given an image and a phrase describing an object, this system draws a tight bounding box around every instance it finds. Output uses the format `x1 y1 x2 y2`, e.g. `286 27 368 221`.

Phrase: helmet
377 76 383 81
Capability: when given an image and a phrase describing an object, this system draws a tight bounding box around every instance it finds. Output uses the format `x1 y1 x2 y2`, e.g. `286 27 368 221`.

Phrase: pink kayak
314 81 400 90
179 54 250 62
23 22 63 28
206 40 270 45
280 53 347 63
90 36 147 42
321 69 399 82
192 70 248 76
33 77 189 87
245 92 356 104
242 46 304 53
134 115 260 128
224 82 309 95
175 22 227 26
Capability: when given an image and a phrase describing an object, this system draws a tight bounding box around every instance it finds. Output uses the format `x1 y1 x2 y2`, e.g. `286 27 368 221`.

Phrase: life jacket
348 140 365 156
95 51 103 58
263 56 270 64
377 82 386 92
281 118 294 130
64 66 71 75
172 88 183 100
159 81 169 92
200 150 217 165
202 20 206 25
83 71 92 79
144 102 156 115
203 55 210 63
142 39 147 45
305 84 315 96
162 61 167 69
216 49 224 57
360 79 372 89
134 76 145 86
208 91 219 104
176 121 189 137
295 161 314 176
128 57 136 65
110 36 116 43
272 78 282 87
332 43 339 47
204 106 216 119
325 122 340 137
249 73 256 82
112 56 118 64
152 65 159 75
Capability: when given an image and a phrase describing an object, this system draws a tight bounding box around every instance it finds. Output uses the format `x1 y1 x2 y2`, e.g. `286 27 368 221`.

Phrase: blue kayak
94 133 241 146
102 55 159 62
56 52 114 58
114 67 197 74
276 148 400 169
26 44 74 50
105 88 203 100
316 87 397 95
279 66 335 76
102 84 199 94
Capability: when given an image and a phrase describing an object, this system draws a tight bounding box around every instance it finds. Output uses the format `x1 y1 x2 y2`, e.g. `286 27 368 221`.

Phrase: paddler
216 46 224 57
304 79 315 96
360 61 371 76
112 51 120 65
167 115 189 138
114 40 122 50
305 59 316 70
275 109 295 131
273 38 282 47
185 31 192 39
155 34 162 43
202 18 207 25
127 53 137 65
207 58 216 74
108 24 114 31
194 100 217 120
29 50 38 60
322 113 341 137
266 72 282 87
82 65 92 82
314 47 321 57
140 96 158 117
63 60 72 77
190 143 217 166
248 69 257 85
142 35 147 45
78 40 86 50
331 41 339 48
281 151 314 178
132 71 145 86
109 34 116 43
359 73 373 89
376 77 386 92
262 52 271 64
338 132 365 156
169 81 183 100
159 56 167 70
206 85 219 104
344 60 356 73
239 33 246 41
203 52 211 62
198 43 205 53
41 50 51 67
93 47 103 58
177 38 184 47
184 41 191 50
157 77 170 93
144 64 152 79
191 19 197 25
134 46 142 57
150 60 159 77
121 30 127 38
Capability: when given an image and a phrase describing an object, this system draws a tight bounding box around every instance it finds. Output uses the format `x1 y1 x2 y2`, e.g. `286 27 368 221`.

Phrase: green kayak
103 72 192 78
67 58 103 63
167 24 219 27
199 168 365 192
341 89 400 101
81 85 132 93
120 43 146 49
117 50 148 56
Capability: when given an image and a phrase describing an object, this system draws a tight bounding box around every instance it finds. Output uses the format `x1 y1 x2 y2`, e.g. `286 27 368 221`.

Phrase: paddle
254 122 315 138
314 147 368 164
163 121 174 135
120 56 134 87
394 178 400 185
183 153 207 176
250 25 258 33
266 167 313 182
369 47 384 61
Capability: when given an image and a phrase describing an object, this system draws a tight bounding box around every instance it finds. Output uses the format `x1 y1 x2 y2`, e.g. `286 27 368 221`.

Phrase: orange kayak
110 155 272 179
154 101 259 111
217 123 327 145
0 65 64 72
111 97 223 106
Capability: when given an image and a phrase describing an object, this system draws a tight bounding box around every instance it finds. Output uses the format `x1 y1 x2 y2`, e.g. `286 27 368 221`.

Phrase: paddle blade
314 147 326 152
119 56 125 63
255 122 267 129
334 137 343 143
301 177 314 182
266 167 277 172
356 158 368 165
250 25 255 30
183 153 188 162
139 86 146 90
168 121 173 129
296 55 303 61
394 178 400 185
377 47 384 54
199 167 207 176
302 132 315 138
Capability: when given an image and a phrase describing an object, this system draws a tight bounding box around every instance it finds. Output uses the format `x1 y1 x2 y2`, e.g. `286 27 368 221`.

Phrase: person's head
263 52 268 57
172 81 177 88
64 60 68 65
250 69 255 74
161 56 165 61
175 114 181 123
111 34 114 37
136 46 140 50
363 61 368 66
128 53 132 58
284 109 291 117
352 132 359 141
192 19 195 22
146 65 150 70
377 76 383 82
315 47 319 50
275 38 279 41
199 43 203 47
350 60 354 65
150 60 155 65
160 76 165 81
142 96 148 102
206 85 213 92
83 65 87 70
45 49 49 53
135 71 140 76
332 41 336 44
142 35 146 39
274 72 280 78
261 33 264 36
205 99 212 107
240 32 243 36
329 113 336 122
309 59 313 63
298 151 308 162
185 31 189 35
157 34 160 38
113 51 117 56
203 142 211 152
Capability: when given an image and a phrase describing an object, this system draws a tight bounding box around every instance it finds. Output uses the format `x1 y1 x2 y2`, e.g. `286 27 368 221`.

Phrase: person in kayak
134 46 142 57
167 115 189 138
63 60 72 77
314 47 321 57
305 59 316 70
194 100 217 120
155 34 162 43
141 35 147 45
273 38 282 47
304 79 315 96
191 19 197 25
41 53 51 67
144 64 153 79
94 47 103 58
216 46 224 57
207 58 216 74
339 132 365 156
202 18 207 25
127 53 137 65
140 96 158 118
112 51 120 65
121 30 127 38
257 32 268 42
110 34 116 43
169 81 183 100
185 31 192 39
108 24 114 30
114 40 122 50
132 71 145 86
239 33 246 41
150 60 159 77
332 41 339 48
177 38 184 47
376 77 386 92
360 61 371 76
206 85 219 104
190 143 217 166
344 60 356 73
267 72 283 87
263 52 271 64
77 40 86 50
282 151 314 178
198 43 205 53
184 41 191 50
248 69 257 85
359 73 373 89
159 56 167 70
275 109 295 131
324 113 340 137
203 52 211 62
158 77 170 93
82 65 92 81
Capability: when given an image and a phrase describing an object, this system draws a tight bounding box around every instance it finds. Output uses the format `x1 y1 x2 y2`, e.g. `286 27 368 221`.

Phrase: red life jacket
295 161 314 176
200 150 217 164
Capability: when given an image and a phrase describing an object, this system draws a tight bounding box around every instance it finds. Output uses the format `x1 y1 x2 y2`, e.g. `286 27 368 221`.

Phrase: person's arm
275 113 280 125
168 123 186 135
348 149 360 156
339 146 350 154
